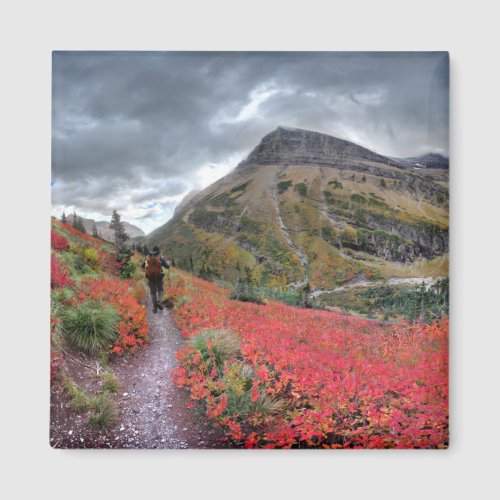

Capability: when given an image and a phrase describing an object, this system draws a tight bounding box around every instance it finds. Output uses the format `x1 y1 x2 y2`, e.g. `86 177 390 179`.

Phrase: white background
1 1 499 499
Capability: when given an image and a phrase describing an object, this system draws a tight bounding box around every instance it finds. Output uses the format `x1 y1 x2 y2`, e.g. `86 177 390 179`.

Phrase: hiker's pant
148 277 164 306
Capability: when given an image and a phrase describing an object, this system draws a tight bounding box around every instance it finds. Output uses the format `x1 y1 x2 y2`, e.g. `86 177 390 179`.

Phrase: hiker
142 245 170 313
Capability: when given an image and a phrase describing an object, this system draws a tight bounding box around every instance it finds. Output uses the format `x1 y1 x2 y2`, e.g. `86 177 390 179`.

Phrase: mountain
66 214 145 242
395 153 449 170
173 189 201 216
146 127 448 291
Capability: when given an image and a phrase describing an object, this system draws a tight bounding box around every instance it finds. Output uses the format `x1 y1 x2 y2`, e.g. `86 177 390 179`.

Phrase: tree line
61 209 136 279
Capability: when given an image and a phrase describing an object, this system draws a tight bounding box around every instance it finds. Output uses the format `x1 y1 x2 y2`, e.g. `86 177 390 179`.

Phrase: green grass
62 374 120 432
314 279 449 322
61 300 119 356
99 372 122 394
248 285 302 306
88 393 118 431
218 361 286 418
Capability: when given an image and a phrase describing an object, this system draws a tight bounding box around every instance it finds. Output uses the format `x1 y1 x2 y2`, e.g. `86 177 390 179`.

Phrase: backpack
145 254 162 279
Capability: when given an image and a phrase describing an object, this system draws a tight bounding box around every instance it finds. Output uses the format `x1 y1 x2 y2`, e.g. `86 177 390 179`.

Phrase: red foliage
54 220 102 246
51 254 74 289
167 270 449 449
75 277 149 355
51 230 69 251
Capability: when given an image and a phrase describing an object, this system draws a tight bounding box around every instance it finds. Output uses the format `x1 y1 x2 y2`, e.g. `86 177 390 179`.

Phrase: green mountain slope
146 127 448 291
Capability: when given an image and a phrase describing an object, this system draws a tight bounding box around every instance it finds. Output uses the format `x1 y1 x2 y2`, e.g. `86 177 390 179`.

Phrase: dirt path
50 303 230 449
110 304 229 448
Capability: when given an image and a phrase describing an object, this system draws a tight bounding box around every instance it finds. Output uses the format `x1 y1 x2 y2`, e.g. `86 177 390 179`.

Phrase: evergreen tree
302 282 312 308
171 256 176 267
61 212 67 224
380 178 387 188
92 222 99 238
189 255 194 271
109 210 129 252
77 216 87 233
72 211 78 228
234 261 241 299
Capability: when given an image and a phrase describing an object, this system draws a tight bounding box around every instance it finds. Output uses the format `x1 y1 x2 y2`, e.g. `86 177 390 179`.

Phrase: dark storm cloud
52 51 449 232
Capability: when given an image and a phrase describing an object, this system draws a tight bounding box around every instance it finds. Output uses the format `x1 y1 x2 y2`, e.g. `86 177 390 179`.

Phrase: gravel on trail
50 303 231 449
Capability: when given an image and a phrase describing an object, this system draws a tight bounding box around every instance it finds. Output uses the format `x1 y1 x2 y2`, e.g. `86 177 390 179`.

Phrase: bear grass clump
61 300 119 356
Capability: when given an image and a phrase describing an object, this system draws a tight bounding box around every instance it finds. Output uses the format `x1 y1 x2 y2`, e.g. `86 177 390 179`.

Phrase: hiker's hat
152 245 160 253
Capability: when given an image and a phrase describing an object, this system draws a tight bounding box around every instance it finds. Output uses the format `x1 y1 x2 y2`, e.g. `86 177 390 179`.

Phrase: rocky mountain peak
238 126 399 168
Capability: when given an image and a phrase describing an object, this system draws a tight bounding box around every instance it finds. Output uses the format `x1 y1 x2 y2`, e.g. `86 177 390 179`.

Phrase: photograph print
50 51 449 449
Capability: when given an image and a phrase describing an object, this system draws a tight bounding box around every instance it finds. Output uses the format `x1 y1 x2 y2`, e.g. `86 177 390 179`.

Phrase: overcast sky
51 51 449 233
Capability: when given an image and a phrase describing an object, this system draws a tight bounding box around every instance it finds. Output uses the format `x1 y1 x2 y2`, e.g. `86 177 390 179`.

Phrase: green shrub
295 182 307 197
252 286 302 306
83 248 100 270
175 295 190 307
230 287 265 305
116 250 138 279
277 180 293 194
61 301 119 356
328 179 343 189
61 251 89 274
350 193 367 204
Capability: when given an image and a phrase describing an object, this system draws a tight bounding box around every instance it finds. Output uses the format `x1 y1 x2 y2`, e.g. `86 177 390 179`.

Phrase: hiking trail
50 302 228 449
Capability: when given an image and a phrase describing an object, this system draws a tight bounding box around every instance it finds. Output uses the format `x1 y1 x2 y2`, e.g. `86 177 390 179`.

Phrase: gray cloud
52 51 449 232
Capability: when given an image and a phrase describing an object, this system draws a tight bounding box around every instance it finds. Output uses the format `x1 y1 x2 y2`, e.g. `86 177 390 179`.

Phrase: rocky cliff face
238 127 402 169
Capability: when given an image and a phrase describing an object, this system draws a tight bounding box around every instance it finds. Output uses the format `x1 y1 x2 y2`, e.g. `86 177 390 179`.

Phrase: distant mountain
394 153 449 170
66 214 145 243
147 127 448 290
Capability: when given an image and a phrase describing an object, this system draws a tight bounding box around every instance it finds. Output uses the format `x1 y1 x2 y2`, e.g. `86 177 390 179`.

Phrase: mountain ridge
237 126 404 170
66 213 145 242
146 127 448 291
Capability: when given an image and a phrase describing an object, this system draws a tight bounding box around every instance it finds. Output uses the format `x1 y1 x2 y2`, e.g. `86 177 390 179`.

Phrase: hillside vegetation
50 218 148 432
165 268 449 448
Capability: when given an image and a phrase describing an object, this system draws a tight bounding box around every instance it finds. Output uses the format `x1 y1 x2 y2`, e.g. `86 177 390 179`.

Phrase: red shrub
168 270 449 449
51 230 69 251
51 254 74 289
75 277 149 355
